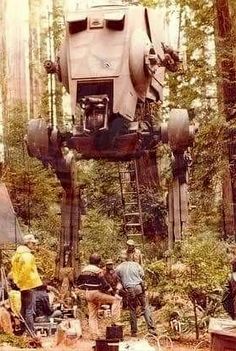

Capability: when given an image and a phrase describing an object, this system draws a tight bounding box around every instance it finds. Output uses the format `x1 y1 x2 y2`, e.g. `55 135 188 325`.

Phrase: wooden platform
209 318 236 350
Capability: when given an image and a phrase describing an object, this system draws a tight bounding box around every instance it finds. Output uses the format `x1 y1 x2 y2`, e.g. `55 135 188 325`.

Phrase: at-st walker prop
25 0 196 282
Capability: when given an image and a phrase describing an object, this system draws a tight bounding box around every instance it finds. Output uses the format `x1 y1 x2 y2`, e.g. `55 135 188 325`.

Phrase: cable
144 333 173 351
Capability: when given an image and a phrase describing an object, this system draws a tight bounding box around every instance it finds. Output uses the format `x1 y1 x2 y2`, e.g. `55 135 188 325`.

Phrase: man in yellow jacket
11 234 42 333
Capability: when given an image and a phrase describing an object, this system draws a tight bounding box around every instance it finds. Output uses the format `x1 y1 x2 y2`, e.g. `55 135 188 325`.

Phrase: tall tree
5 0 30 105
0 0 7 165
214 0 236 238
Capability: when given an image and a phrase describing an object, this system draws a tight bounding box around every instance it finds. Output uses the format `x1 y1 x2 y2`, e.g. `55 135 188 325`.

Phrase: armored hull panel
60 4 165 120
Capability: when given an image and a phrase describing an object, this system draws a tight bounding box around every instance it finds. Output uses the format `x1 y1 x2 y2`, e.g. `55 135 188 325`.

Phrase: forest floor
0 338 210 351
0 319 210 351
0 308 211 350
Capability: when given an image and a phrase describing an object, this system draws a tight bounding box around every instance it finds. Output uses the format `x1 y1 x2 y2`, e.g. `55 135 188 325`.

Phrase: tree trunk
214 0 236 238
136 151 159 190
136 151 164 238
0 0 8 162
5 0 30 106
193 298 199 340
222 165 235 237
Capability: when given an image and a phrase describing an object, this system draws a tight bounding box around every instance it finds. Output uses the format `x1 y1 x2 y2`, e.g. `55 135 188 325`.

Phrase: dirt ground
170 340 209 351
0 336 210 351
0 315 210 350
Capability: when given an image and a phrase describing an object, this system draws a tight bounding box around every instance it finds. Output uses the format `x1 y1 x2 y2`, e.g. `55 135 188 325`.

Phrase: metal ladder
118 160 144 240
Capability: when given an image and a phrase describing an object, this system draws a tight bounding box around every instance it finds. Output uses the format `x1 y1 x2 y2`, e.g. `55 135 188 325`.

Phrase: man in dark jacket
103 259 120 295
34 285 62 321
77 253 121 339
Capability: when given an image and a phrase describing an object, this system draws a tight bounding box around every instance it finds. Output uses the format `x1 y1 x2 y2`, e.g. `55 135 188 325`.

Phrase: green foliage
35 246 56 282
52 0 64 52
38 24 50 118
146 230 229 338
52 0 64 126
5 160 59 223
146 258 167 286
148 230 229 295
32 211 61 248
5 103 27 148
2 103 60 245
79 160 122 217
140 0 161 7
0 333 28 348
176 231 229 293
80 208 123 263
140 187 168 237
165 0 227 234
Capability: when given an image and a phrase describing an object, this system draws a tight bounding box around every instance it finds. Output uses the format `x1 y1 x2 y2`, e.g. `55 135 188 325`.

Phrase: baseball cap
23 234 39 244
127 239 135 246
105 259 113 265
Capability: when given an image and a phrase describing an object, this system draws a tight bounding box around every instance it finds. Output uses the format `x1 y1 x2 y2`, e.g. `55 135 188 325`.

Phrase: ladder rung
125 223 141 227
124 212 140 216
119 161 143 237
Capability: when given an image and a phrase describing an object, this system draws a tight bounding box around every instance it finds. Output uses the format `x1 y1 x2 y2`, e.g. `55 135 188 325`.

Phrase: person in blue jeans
115 256 157 337
11 234 42 334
